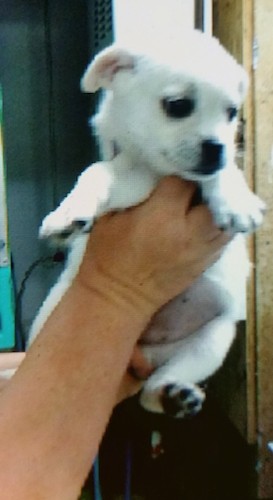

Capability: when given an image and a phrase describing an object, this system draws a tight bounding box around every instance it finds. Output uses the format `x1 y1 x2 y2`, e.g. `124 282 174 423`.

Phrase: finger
128 346 154 380
153 176 197 212
188 204 220 239
207 230 234 251
188 202 235 243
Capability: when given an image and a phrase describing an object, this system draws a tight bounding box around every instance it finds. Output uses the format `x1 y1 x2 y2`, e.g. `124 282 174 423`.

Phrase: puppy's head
81 31 248 180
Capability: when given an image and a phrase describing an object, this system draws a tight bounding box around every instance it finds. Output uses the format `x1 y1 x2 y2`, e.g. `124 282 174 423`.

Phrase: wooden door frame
214 0 273 496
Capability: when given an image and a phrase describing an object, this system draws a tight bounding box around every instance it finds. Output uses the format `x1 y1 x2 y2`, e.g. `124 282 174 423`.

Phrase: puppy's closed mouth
194 163 226 176
181 168 221 182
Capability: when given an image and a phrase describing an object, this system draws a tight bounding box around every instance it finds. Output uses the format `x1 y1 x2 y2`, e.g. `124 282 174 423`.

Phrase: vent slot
93 0 113 51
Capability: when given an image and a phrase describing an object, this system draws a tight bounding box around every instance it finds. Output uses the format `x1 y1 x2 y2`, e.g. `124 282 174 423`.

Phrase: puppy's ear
81 45 135 93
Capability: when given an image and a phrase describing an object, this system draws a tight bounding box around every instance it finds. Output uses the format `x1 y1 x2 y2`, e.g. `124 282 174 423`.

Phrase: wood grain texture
213 0 257 442
213 0 243 62
241 0 258 447
253 0 273 496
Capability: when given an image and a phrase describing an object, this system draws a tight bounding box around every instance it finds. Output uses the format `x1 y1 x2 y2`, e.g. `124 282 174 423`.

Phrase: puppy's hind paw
141 381 205 418
160 382 205 418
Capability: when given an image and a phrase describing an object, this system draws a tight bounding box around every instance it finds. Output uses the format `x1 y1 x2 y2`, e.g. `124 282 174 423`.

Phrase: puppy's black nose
201 139 226 174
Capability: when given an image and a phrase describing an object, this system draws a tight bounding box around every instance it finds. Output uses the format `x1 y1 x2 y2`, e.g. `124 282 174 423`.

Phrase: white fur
28 31 264 416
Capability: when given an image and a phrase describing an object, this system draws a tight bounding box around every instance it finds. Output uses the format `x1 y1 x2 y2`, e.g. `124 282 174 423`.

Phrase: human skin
0 177 231 499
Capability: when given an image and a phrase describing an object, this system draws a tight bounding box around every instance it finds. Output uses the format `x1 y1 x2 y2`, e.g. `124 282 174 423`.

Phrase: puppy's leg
39 158 157 245
26 235 89 344
28 159 157 345
140 316 236 418
201 166 265 233
39 161 116 244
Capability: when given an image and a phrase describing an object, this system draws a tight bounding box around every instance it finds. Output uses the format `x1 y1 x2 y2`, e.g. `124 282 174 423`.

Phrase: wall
0 0 95 337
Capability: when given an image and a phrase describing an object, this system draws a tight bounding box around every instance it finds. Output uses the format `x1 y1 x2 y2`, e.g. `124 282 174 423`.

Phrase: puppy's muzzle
199 139 226 175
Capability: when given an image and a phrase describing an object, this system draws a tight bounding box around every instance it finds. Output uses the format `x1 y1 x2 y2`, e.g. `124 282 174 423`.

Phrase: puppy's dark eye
226 106 238 121
162 97 195 119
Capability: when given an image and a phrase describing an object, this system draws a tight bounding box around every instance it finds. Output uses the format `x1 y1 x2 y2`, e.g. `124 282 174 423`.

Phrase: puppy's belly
139 275 230 346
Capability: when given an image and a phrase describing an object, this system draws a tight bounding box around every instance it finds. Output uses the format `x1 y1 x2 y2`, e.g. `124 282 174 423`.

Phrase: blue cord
93 455 102 500
93 441 132 500
124 440 132 500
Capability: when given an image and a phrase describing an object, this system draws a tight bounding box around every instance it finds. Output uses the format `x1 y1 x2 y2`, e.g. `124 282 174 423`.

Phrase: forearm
0 177 230 500
0 279 150 500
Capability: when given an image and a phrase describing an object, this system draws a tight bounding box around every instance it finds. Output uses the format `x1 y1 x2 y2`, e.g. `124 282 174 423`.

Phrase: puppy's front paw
209 192 265 233
39 210 93 244
141 381 205 418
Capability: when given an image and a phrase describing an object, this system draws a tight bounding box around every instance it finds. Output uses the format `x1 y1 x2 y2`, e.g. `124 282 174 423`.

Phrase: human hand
116 346 154 403
77 176 232 319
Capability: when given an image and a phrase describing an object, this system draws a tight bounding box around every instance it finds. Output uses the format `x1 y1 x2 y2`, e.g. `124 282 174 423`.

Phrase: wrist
74 263 158 326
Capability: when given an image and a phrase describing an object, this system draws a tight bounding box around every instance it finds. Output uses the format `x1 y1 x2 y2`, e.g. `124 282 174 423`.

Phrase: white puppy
30 30 264 417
